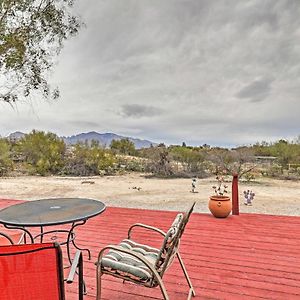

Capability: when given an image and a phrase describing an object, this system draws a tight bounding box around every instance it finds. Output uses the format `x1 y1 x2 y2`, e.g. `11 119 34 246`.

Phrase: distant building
255 156 277 166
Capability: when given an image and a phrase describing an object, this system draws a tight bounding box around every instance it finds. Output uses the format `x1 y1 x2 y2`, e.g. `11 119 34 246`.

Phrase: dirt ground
0 173 299 216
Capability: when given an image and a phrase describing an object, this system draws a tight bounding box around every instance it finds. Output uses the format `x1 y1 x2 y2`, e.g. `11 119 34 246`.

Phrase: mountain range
7 131 157 149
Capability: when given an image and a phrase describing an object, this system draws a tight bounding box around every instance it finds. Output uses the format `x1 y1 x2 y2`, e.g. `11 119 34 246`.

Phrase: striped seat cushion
101 239 160 283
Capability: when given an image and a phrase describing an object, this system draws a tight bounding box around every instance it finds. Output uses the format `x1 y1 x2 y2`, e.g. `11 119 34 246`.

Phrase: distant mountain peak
6 130 157 149
63 131 157 149
7 131 25 140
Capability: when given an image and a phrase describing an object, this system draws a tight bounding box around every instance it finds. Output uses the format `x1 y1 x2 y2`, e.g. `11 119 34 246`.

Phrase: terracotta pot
209 195 232 218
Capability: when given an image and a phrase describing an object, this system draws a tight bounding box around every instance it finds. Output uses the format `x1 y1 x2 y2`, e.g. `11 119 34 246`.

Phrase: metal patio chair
96 202 196 300
0 242 83 300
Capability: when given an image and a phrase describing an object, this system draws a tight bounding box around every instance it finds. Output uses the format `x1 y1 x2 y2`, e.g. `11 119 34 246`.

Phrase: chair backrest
180 201 196 238
155 202 195 276
0 242 65 300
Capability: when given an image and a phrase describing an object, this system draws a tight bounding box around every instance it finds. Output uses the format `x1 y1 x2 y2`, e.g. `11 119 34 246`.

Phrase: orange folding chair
0 242 83 300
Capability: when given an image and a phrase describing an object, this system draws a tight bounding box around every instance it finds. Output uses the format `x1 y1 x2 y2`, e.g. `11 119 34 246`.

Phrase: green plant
146 146 174 177
170 146 205 173
268 164 283 178
0 138 13 176
0 0 81 103
116 157 145 172
64 143 116 176
19 130 66 175
209 147 256 178
110 138 137 156
243 172 256 182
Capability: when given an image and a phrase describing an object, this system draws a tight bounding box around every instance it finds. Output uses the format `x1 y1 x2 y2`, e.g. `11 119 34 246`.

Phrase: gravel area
0 173 299 216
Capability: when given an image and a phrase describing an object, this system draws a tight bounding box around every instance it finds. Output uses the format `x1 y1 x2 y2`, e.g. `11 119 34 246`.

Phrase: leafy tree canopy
0 0 81 103
0 137 12 175
65 142 116 176
19 130 66 175
110 138 136 156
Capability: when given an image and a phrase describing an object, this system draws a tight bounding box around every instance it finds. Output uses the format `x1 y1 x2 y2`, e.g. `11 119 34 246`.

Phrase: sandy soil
0 173 299 216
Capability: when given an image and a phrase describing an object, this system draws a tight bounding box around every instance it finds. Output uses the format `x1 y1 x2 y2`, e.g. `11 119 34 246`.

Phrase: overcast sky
1 0 300 147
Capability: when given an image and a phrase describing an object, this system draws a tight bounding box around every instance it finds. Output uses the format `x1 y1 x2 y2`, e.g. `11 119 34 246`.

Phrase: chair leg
152 274 170 300
96 265 102 300
176 252 196 298
79 253 84 300
96 268 169 300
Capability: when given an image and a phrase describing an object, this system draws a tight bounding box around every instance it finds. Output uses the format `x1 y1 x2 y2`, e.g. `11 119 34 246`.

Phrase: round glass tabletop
0 198 106 226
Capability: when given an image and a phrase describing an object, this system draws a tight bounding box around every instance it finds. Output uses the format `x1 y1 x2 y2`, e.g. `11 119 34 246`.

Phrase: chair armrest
66 250 82 283
66 250 84 299
128 223 166 239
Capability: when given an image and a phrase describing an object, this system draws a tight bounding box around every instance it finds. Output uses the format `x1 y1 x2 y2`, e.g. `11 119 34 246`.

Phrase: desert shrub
64 143 116 176
252 139 300 170
271 140 298 169
267 164 283 178
145 146 174 177
170 147 201 170
242 172 256 182
138 144 212 178
283 174 299 180
0 139 13 176
208 147 256 177
19 130 66 175
110 138 137 156
116 156 146 172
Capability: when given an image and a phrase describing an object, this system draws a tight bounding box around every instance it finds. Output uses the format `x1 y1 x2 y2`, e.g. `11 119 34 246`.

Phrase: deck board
1 199 300 299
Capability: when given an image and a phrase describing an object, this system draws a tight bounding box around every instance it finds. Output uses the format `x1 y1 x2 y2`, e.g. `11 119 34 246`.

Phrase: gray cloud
236 78 274 102
67 120 100 128
120 104 163 118
1 0 300 146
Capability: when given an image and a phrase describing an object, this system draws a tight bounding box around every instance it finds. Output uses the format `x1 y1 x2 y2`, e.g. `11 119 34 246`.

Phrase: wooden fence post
232 173 239 215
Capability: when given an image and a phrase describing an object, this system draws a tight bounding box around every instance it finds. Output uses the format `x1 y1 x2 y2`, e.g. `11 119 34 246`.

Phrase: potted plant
209 176 232 218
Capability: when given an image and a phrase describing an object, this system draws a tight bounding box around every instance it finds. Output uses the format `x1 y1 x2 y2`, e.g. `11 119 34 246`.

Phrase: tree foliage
208 147 256 177
0 0 81 103
64 143 116 176
145 144 174 177
0 138 12 175
19 130 66 175
169 146 206 174
251 139 300 168
271 140 300 168
110 138 136 156
1 131 300 180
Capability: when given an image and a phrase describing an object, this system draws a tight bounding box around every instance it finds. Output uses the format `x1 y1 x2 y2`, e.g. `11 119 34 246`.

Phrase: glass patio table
0 198 106 263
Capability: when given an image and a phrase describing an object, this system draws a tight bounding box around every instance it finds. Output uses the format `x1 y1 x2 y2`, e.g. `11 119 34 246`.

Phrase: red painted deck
1 198 300 299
